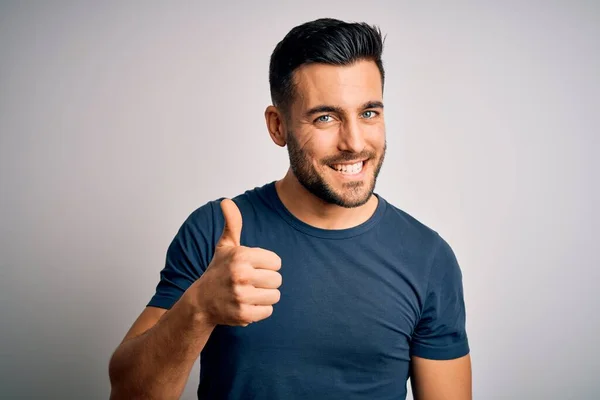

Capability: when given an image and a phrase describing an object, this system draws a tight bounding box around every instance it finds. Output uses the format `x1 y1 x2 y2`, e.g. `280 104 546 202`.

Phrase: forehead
291 60 383 110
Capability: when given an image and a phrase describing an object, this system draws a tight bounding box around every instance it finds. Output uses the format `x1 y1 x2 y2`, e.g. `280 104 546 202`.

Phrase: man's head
265 18 387 208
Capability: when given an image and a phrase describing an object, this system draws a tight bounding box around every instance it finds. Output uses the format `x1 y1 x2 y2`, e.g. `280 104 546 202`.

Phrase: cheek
298 132 334 162
367 125 386 149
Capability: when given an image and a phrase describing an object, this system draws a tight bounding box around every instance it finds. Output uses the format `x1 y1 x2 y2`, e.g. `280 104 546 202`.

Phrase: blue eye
316 115 332 123
362 110 377 119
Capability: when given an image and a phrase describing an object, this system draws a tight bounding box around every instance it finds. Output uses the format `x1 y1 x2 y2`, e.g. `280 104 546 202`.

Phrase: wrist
181 284 217 330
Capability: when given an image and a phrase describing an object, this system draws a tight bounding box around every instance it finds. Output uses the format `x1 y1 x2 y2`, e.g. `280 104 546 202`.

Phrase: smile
329 161 365 175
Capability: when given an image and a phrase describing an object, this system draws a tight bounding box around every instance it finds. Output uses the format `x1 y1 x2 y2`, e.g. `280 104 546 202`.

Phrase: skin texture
411 355 473 400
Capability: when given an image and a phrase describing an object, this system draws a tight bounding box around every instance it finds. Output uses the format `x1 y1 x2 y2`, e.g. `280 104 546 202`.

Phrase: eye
361 110 378 119
315 115 333 123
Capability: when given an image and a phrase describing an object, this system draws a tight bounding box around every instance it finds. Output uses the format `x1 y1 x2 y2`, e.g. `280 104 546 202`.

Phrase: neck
274 168 379 230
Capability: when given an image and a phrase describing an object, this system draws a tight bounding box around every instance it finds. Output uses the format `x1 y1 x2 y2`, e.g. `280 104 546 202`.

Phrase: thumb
217 198 242 248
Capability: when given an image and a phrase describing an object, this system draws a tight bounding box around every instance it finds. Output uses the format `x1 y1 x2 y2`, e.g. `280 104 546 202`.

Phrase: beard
286 131 386 208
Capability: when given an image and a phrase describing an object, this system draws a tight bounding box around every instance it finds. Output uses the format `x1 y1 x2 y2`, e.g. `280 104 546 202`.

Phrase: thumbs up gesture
190 199 282 327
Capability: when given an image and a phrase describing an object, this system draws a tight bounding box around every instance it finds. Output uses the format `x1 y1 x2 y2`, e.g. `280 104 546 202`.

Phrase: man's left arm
409 235 472 399
410 354 472 400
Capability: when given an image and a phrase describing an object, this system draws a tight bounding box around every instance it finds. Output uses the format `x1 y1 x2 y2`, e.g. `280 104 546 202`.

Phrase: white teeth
332 161 363 174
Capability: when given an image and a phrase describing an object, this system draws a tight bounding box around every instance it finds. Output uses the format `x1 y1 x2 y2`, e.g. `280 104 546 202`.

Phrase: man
109 18 471 400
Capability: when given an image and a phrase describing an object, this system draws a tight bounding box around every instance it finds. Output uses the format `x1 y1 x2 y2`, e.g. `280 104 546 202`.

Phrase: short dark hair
269 18 385 115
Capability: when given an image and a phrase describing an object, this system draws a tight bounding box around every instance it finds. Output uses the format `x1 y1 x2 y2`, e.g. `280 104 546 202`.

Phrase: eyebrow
304 101 384 118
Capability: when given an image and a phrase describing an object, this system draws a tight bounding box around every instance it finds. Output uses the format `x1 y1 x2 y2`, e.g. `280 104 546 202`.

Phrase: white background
1 1 598 399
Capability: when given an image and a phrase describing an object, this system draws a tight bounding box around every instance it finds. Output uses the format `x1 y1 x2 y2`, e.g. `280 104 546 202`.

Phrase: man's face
285 59 386 208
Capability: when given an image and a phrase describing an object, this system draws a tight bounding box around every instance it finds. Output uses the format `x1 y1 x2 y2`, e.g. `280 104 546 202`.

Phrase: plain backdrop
1 1 598 399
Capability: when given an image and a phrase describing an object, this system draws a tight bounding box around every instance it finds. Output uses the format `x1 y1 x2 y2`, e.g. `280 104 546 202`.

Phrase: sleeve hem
147 295 179 310
410 340 470 360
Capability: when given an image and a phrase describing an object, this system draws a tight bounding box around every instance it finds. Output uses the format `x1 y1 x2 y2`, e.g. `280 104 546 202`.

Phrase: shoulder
379 196 444 253
383 201 463 283
384 201 458 259
181 183 271 235
179 197 223 237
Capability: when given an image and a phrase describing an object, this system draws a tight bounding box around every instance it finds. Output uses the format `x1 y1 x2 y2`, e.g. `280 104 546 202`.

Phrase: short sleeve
147 200 219 310
410 235 470 360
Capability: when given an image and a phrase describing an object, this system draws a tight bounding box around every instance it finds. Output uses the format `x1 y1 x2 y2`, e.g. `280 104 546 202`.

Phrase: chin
337 197 372 209
291 158 381 208
337 190 374 208
323 179 375 208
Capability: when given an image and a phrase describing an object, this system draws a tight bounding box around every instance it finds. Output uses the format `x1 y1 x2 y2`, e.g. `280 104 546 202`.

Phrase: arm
108 200 220 400
108 289 216 400
410 354 472 400
108 199 281 399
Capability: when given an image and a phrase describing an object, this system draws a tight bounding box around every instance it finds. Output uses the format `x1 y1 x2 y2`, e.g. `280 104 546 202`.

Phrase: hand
189 198 282 327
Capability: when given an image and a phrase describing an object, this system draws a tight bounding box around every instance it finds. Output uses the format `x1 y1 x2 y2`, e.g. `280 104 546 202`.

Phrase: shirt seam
267 190 386 240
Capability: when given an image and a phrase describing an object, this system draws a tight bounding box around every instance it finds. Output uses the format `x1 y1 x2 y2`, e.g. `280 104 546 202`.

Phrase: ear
264 105 287 147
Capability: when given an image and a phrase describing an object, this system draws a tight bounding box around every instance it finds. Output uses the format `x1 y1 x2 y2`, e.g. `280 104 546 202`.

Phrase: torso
198 182 438 400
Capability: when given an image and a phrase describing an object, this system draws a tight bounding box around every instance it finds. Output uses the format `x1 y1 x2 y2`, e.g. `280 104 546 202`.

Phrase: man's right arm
108 288 216 400
108 199 282 399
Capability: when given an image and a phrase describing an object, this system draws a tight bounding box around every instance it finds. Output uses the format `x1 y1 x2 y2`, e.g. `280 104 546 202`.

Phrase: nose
337 118 365 153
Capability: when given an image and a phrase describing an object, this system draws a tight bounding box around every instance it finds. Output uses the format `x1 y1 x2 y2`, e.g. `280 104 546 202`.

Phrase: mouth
328 160 367 176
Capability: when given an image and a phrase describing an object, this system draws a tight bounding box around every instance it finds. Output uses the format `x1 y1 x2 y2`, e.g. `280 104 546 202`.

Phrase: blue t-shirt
148 181 469 399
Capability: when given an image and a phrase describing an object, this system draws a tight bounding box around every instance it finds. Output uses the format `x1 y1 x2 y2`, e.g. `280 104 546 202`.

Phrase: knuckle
237 305 253 325
230 248 246 264
231 303 244 319
229 266 250 285
231 284 245 303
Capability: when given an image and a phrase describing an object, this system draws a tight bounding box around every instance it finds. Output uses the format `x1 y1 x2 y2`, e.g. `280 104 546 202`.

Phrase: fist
191 198 282 326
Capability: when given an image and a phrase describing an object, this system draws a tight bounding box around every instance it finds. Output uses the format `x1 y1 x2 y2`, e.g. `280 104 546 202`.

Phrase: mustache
322 150 376 165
